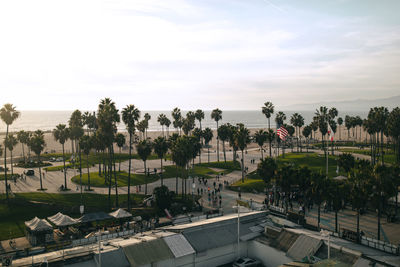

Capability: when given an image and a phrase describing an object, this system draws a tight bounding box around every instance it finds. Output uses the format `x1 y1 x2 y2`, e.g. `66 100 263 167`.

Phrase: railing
360 236 399 255
71 229 136 247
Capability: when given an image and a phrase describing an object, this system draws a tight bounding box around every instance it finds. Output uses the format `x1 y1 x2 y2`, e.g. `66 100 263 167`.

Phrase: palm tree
211 108 222 161
97 98 120 209
115 133 126 172
338 153 355 177
144 113 151 139
79 135 93 191
329 119 337 155
290 113 304 152
276 164 295 211
337 117 343 140
17 130 30 163
0 104 20 200
192 128 203 163
345 115 352 141
218 124 230 162
203 128 213 163
388 107 400 164
254 129 267 159
122 104 140 210
153 136 169 186
315 106 329 157
348 161 372 243
262 102 275 156
302 125 312 152
172 108 183 134
257 157 277 194
310 171 328 230
195 109 205 133
286 125 295 152
262 102 274 130
327 179 347 233
234 124 250 183
275 111 286 156
310 120 318 141
4 134 18 179
157 113 167 137
170 135 193 197
30 130 46 190
266 129 275 157
164 117 171 137
136 139 152 195
53 124 70 189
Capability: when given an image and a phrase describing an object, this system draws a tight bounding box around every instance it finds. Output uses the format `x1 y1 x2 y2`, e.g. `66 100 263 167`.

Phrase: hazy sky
0 0 399 111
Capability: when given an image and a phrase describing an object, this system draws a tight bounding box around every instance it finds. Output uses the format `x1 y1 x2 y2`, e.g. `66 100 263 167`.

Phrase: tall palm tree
276 164 295 211
122 104 140 210
30 130 46 190
211 108 222 162
195 109 205 133
262 102 274 130
266 129 275 157
153 136 169 186
97 98 120 209
172 108 183 134
79 135 93 191
53 124 70 189
144 113 151 139
388 107 400 165
218 124 230 162
315 106 329 157
254 129 267 159
136 139 152 195
164 117 171 137
4 134 18 179
302 125 312 152
157 113 166 137
290 113 304 152
234 124 250 183
203 128 213 163
275 111 286 156
310 171 328 230
0 104 20 200
115 133 126 172
17 130 30 163
337 117 343 140
192 128 203 163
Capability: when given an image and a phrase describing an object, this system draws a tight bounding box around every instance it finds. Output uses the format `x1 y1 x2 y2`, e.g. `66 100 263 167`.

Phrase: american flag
277 125 288 141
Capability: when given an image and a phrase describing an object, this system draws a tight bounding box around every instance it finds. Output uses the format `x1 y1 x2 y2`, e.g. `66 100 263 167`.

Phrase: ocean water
0 110 368 133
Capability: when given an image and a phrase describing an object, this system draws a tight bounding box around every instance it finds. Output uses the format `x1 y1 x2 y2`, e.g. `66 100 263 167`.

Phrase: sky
0 0 399 111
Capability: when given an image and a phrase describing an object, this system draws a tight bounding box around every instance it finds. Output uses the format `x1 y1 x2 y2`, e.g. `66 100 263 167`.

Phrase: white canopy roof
47 212 78 227
109 208 132 219
333 175 348 181
25 217 53 232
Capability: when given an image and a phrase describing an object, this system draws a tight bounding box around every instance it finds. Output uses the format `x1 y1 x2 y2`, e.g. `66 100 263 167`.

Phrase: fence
360 236 399 255
71 229 136 247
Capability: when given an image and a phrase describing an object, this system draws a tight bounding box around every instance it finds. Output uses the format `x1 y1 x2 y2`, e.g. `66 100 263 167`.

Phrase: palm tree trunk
208 147 210 163
181 167 185 197
21 143 25 163
241 150 245 183
144 161 147 195
87 153 91 191
381 131 384 164
356 209 360 243
216 122 219 162
269 140 272 157
175 165 178 193
127 133 132 210
108 147 112 210
113 149 118 207
10 150 13 178
160 157 163 186
62 144 67 189
119 147 121 172
39 156 43 190
335 210 338 233
260 146 263 159
223 140 226 162
318 204 321 230
4 125 9 200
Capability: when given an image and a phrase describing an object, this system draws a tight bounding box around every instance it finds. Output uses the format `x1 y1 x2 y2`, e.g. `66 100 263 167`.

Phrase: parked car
26 169 35 176
233 257 263 267
49 157 56 162
56 157 63 162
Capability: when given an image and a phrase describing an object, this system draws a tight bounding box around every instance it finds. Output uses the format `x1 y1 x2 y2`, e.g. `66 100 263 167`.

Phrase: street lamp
320 230 331 259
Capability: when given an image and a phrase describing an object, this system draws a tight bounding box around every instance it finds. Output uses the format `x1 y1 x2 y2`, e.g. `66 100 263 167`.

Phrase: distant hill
281 95 400 111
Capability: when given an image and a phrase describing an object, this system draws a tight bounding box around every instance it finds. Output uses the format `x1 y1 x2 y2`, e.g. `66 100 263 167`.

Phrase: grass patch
0 174 20 181
228 179 266 193
44 153 171 172
0 193 145 241
71 171 159 187
197 161 241 172
338 148 396 164
246 171 261 180
276 152 346 178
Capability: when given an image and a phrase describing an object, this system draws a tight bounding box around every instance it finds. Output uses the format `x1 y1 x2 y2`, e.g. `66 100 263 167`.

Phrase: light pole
320 230 331 259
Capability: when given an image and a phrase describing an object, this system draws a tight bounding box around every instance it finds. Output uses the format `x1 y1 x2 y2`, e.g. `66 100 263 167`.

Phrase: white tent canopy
109 208 132 219
47 212 78 227
25 217 53 232
333 175 348 181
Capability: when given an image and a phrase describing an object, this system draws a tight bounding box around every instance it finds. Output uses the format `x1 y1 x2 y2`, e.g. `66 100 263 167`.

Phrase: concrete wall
194 242 248 267
248 240 292 267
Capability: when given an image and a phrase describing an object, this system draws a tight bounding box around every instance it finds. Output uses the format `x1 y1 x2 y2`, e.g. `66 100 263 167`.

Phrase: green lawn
71 171 160 187
338 148 396 164
196 161 241 172
276 152 346 178
229 179 266 193
0 193 145 241
44 153 171 172
72 165 220 187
